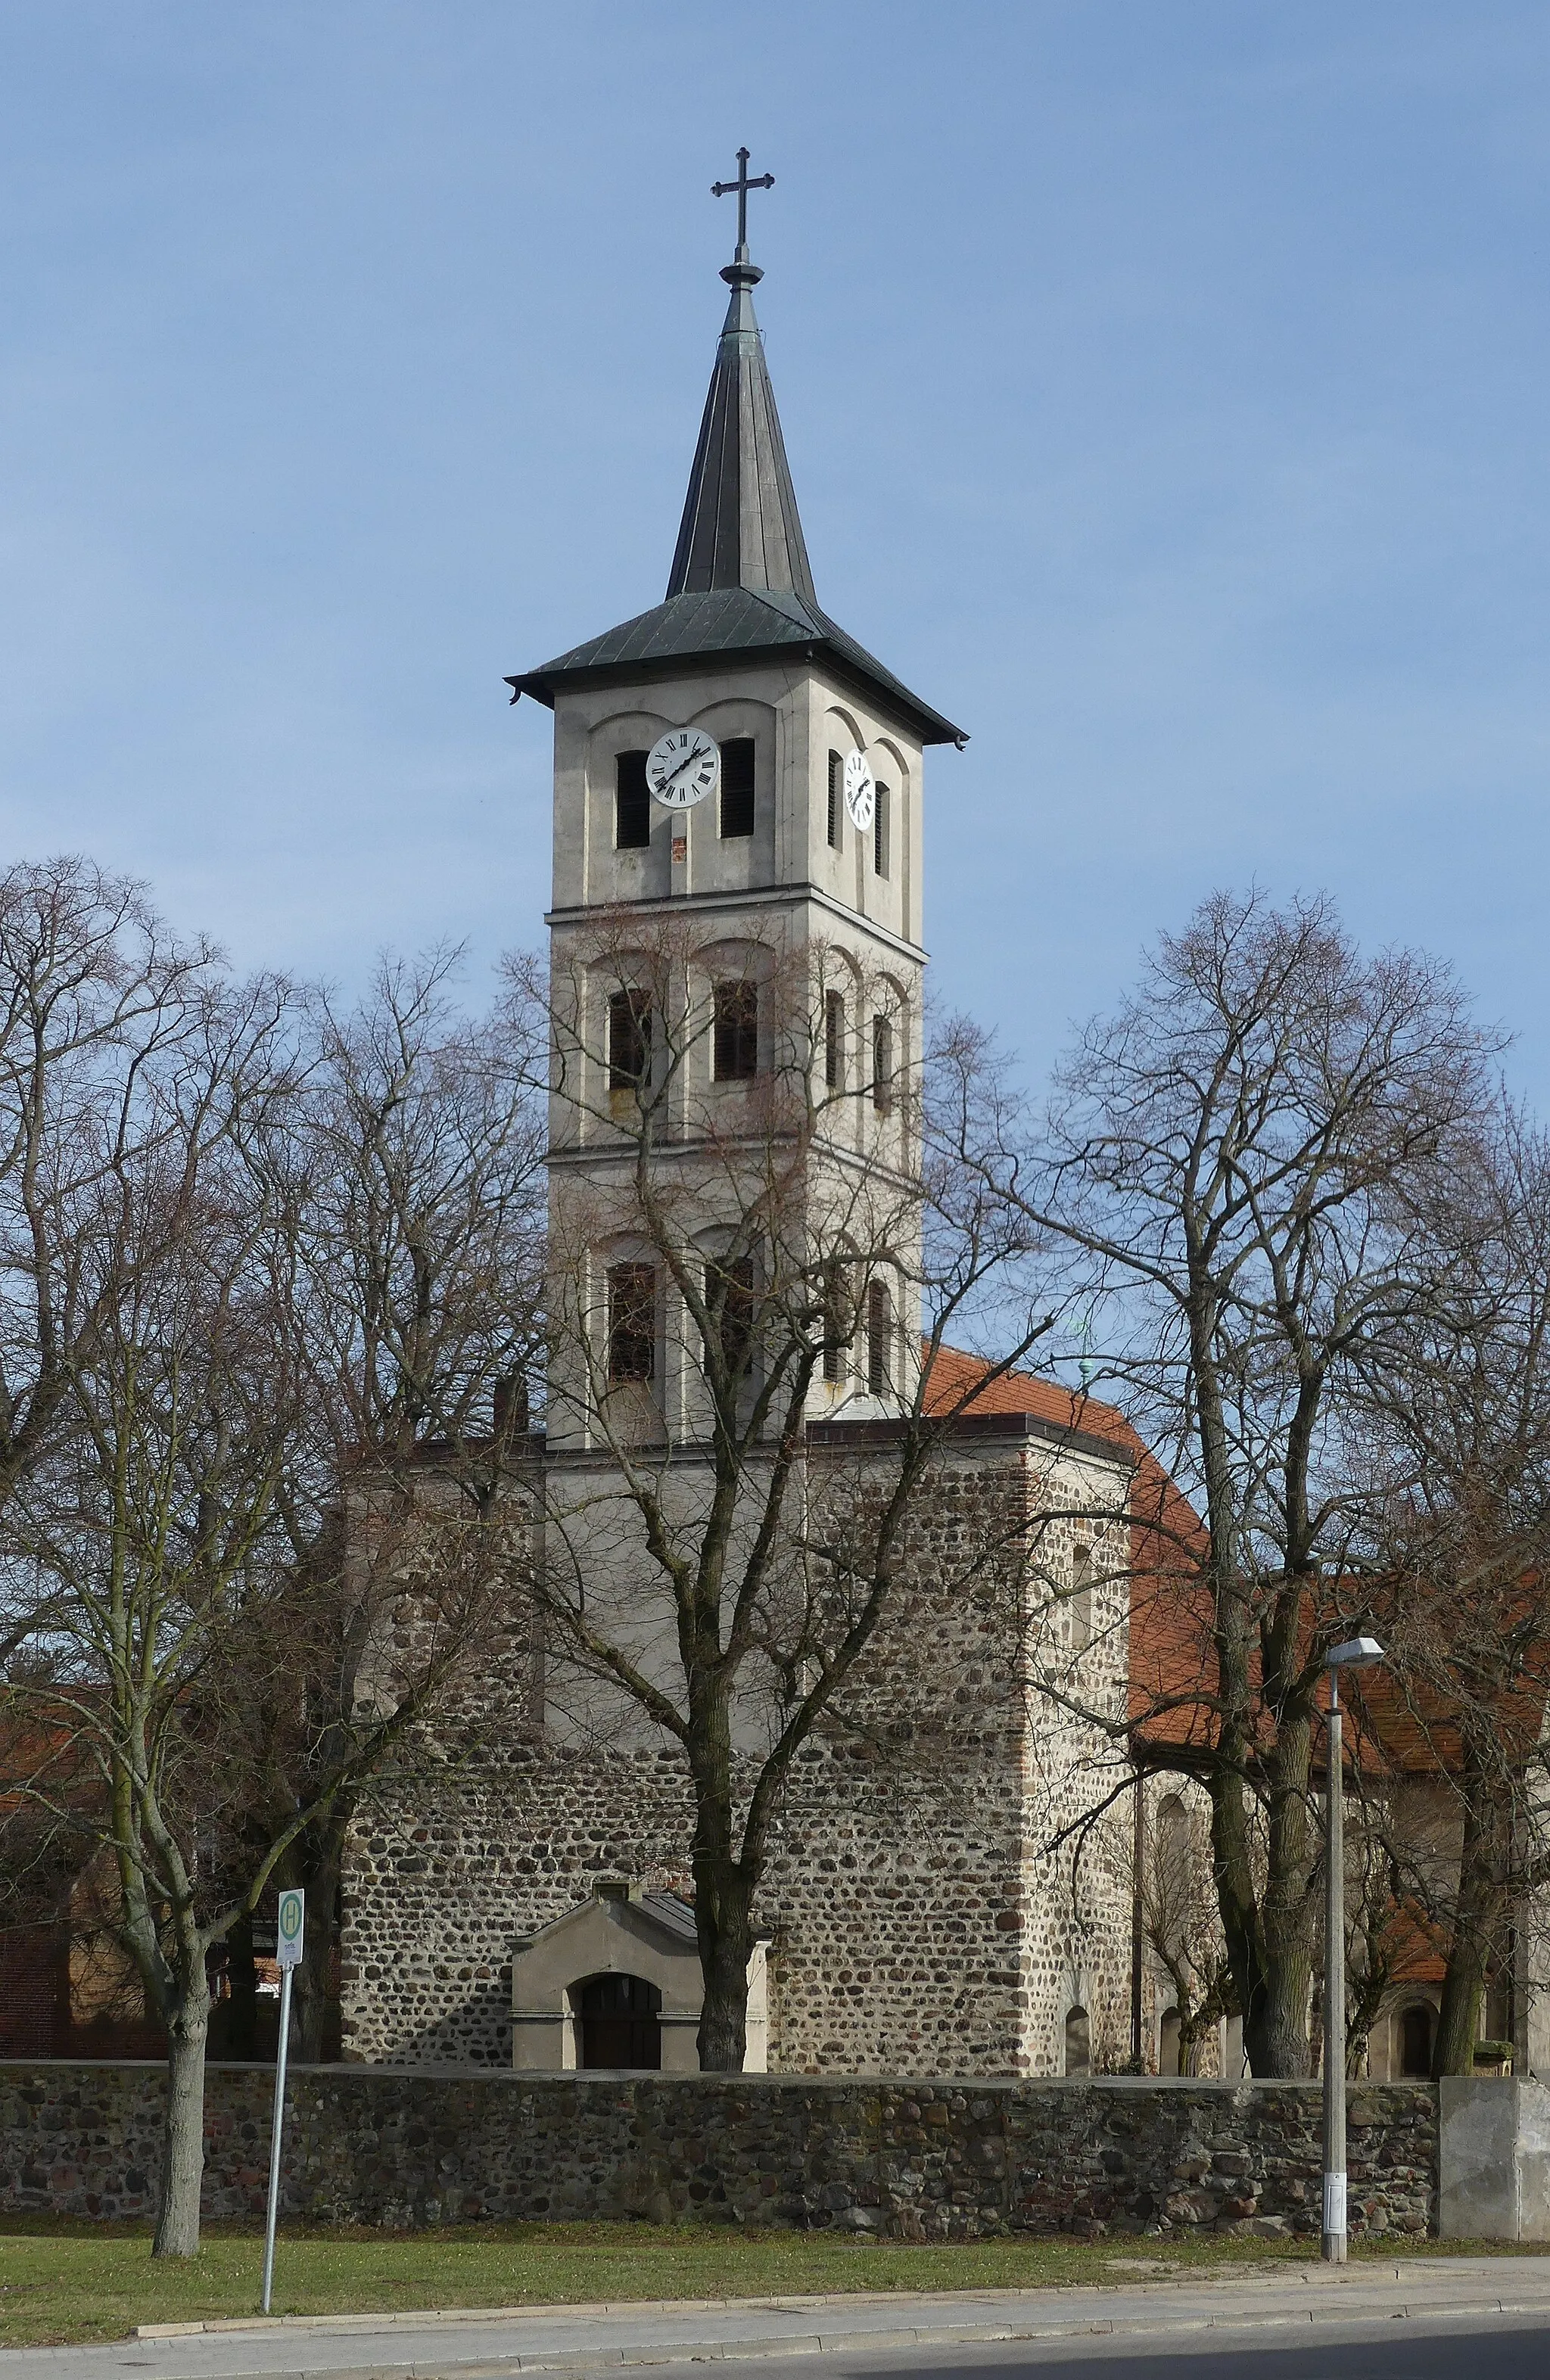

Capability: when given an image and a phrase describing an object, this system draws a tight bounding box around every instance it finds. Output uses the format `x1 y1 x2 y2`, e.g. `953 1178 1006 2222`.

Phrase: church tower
508 157 964 1452
336 168 1142 2088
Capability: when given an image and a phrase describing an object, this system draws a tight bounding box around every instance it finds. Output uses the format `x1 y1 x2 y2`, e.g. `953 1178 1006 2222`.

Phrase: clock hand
660 744 705 788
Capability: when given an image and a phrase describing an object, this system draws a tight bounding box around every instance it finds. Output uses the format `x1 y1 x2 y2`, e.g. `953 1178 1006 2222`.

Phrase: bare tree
0 857 226 1545
1020 890 1496 2076
1141 1787 1236 2074
520 915 1059 2070
1349 1108 1550 2074
248 952 548 2055
0 926 547 2254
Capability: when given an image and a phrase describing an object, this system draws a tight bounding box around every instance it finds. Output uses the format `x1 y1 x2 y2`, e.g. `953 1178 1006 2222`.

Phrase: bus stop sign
276 1889 305 1970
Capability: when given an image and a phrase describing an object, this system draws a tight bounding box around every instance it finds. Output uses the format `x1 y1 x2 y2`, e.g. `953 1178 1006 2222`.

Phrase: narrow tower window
873 783 890 878
826 751 843 851
705 1254 756 1381
608 990 651 1090
713 980 758 1080
824 990 845 1090
1071 1540 1094 1653
822 1258 850 1383
872 1016 894 1114
615 751 651 850
867 1277 892 1396
606 1263 656 1384
720 738 756 838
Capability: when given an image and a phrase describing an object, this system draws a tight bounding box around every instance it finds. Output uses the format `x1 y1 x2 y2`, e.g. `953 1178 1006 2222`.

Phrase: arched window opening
1157 1792 1190 1907
822 1258 851 1384
615 751 651 849
872 1016 894 1114
1070 1540 1094 1652
1400 2002 1434 2079
705 1254 756 1383
873 783 890 877
867 1278 892 1395
714 980 759 1081
824 990 845 1091
1159 2006 1182 2076
607 1263 656 1385
1063 2005 1091 2077
575 1973 662 2069
826 751 843 850
608 989 651 1090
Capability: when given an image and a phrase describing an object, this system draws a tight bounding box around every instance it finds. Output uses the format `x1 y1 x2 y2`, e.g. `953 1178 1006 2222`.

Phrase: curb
123 2264 1515 2338
113 2275 1550 2378
114 2299 1550 2380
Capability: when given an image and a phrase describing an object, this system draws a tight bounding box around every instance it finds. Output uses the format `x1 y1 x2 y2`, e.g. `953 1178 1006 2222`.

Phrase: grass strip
0 2218 1541 2350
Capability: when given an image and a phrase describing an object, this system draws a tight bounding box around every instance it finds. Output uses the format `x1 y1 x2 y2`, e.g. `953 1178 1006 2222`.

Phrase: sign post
261 1889 304 2314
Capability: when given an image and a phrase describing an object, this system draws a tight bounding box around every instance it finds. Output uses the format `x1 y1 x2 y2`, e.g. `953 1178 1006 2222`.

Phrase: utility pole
1322 1639 1383 2263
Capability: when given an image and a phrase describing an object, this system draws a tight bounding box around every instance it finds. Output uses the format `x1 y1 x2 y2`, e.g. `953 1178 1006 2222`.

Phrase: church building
333 166 1156 2081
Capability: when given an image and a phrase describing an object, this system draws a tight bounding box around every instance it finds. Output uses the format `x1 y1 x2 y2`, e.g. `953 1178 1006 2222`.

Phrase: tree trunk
1217 1710 1317 2080
227 1913 258 2060
1249 1938 1315 2078
152 1990 210 2257
1435 1784 1511 2077
1434 1942 1489 2078
294 1818 345 2064
1212 1772 1312 2079
693 1854 754 2072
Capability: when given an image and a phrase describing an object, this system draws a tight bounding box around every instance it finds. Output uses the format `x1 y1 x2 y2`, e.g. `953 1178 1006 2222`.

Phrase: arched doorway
1399 2002 1434 2079
1159 2006 1182 2076
1063 2005 1091 2076
575 1973 662 2069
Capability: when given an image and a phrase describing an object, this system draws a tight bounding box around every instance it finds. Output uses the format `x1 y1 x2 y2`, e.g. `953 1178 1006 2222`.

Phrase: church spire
665 150 817 608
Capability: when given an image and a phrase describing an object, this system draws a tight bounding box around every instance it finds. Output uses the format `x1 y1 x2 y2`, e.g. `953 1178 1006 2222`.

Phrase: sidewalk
6 2257 1550 2380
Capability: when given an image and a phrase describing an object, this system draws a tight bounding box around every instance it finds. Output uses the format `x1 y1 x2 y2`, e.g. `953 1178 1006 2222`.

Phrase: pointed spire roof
508 217 964 748
665 256 817 606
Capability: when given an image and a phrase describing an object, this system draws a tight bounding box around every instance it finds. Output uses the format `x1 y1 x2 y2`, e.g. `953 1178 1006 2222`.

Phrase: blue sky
0 4 1546 1102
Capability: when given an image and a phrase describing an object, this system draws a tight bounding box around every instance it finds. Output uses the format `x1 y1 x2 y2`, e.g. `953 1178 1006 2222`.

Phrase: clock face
646 727 720 810
843 748 875 831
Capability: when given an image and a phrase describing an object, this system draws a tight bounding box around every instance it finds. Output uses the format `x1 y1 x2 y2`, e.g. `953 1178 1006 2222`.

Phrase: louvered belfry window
824 989 845 1090
608 989 651 1090
616 751 651 849
707 1254 756 1380
607 1263 656 1384
872 1016 894 1114
867 1277 892 1395
714 979 758 1080
826 751 843 850
720 739 756 838
873 783 890 877
822 1258 850 1383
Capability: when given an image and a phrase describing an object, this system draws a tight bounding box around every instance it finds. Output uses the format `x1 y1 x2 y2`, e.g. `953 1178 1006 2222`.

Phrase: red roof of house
918 1346 1541 1796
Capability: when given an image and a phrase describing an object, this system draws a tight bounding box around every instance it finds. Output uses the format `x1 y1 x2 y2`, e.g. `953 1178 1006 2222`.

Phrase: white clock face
646 727 720 810
843 748 875 831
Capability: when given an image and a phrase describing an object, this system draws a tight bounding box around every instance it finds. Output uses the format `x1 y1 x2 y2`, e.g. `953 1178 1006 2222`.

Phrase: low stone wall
0 2062 1436 2240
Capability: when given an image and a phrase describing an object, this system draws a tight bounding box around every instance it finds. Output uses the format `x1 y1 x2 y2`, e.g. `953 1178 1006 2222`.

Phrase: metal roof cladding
507 218 966 751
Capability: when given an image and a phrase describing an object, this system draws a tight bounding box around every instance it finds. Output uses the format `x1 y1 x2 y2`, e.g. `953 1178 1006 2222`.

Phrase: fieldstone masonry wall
0 2063 1436 2239
341 1436 1137 2080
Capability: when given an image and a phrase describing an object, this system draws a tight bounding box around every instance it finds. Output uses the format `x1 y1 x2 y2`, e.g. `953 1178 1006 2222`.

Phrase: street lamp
1322 1634 1385 2264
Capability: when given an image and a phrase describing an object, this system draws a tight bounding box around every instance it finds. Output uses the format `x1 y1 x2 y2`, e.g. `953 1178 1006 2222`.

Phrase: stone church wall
341 1739 696 2067
1 2061 1437 2238
338 1430 1139 2079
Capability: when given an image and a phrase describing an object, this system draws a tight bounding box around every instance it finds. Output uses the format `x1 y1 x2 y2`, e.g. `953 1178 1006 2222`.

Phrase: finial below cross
711 147 774 257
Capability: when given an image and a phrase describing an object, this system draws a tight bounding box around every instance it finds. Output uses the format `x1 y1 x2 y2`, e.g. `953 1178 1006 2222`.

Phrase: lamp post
1322 1635 1384 2264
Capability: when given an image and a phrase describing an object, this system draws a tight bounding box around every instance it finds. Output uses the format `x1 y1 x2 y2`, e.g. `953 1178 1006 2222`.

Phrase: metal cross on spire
711 147 774 259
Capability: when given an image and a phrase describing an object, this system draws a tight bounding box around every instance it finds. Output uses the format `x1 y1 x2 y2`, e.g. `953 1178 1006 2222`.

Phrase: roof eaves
507 596 966 748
